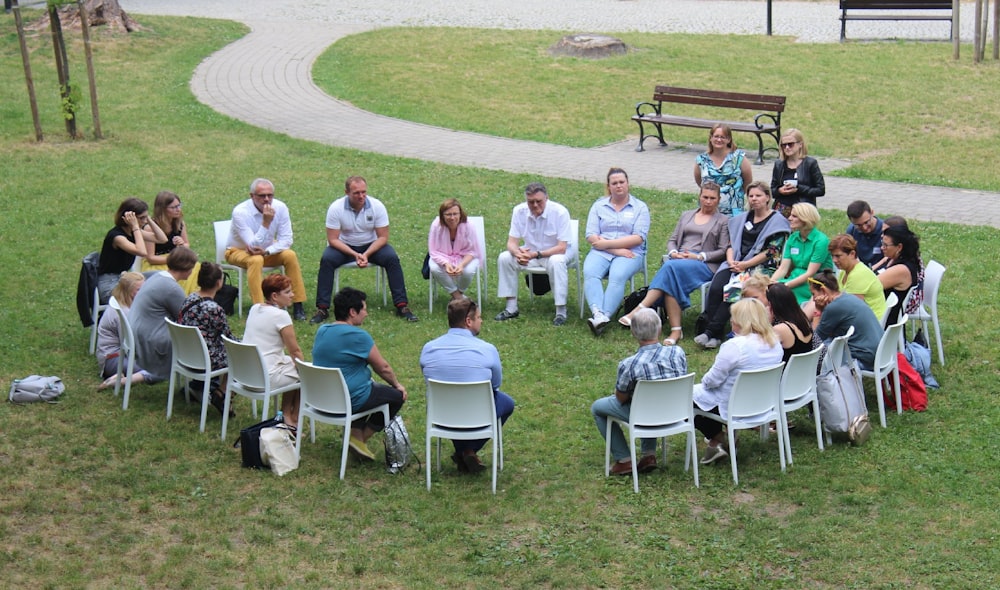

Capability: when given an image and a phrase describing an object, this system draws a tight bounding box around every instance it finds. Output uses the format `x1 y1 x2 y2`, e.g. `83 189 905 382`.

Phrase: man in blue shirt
591 308 688 476
845 200 884 267
420 297 515 473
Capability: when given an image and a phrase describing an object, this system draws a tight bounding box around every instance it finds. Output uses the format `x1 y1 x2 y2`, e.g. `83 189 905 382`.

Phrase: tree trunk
31 0 142 33
48 2 79 138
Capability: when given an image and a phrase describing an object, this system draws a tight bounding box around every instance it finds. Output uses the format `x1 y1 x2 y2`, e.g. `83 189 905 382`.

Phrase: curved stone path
124 1 1000 228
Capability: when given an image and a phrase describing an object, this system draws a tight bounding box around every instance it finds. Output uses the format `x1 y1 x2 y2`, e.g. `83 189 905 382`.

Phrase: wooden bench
631 86 786 165
840 0 955 41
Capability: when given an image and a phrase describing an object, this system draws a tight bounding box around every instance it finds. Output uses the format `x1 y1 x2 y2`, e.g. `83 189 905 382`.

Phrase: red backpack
885 353 928 412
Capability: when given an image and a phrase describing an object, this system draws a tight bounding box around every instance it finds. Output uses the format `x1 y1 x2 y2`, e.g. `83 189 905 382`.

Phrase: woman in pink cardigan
428 198 483 300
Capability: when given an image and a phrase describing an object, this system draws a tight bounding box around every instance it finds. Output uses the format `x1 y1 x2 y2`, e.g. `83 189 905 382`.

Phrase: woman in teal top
771 203 833 304
312 287 407 461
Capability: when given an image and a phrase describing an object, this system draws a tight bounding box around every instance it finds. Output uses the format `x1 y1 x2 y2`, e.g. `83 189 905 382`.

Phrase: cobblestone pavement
122 0 999 228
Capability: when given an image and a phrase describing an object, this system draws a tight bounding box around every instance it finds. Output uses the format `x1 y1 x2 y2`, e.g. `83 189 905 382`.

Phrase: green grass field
1 14 998 589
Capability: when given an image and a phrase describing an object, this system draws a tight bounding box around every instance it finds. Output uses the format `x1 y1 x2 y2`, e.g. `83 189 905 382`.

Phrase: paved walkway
125 0 1000 228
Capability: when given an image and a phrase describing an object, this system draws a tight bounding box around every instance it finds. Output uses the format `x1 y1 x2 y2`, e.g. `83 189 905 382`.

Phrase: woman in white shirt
693 297 783 465
243 273 304 428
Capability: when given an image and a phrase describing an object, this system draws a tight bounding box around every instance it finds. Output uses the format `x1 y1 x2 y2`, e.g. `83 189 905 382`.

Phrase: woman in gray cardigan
618 181 730 346
129 247 198 383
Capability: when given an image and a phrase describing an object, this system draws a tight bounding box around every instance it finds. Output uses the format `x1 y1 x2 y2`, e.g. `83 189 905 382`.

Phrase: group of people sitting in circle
88 128 928 476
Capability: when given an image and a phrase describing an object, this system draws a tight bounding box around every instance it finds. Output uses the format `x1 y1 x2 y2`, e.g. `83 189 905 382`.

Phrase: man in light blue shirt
420 297 515 473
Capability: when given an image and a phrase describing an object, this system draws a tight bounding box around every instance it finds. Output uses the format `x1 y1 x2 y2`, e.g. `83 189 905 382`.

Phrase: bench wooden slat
631 85 785 164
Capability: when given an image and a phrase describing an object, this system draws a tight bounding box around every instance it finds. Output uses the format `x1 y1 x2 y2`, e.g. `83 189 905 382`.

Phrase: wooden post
47 1 78 138
974 0 983 62
12 1 43 141
953 0 961 59
78 0 102 138
993 0 1000 59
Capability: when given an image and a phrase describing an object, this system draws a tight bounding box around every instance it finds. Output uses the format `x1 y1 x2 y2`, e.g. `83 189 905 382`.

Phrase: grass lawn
1 14 998 589
313 27 1000 191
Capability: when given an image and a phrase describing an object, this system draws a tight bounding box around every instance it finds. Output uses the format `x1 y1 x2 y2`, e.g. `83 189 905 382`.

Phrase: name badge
790 247 800 255
744 221 754 231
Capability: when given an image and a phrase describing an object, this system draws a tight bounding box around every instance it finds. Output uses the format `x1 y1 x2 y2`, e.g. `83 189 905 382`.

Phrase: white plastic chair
429 216 487 313
909 260 946 365
861 315 907 428
695 363 786 485
334 261 387 307
108 297 137 410
221 336 300 441
213 220 284 318
606 373 699 493
425 379 503 494
165 318 229 433
778 346 825 465
880 291 898 328
525 219 585 318
293 359 390 480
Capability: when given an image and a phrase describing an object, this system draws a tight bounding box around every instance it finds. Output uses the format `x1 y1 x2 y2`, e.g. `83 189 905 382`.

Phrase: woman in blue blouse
583 168 650 336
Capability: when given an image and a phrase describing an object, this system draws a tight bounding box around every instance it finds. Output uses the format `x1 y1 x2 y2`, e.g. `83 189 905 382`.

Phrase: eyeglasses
711 135 729 141
167 202 182 210
781 141 799 148
881 241 896 249
852 214 876 230
254 193 274 198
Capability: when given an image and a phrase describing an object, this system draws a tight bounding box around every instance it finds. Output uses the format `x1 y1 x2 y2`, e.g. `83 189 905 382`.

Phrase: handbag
233 416 283 469
621 286 649 317
886 353 928 412
722 271 749 303
383 415 419 474
214 273 239 316
259 425 299 476
421 252 431 280
8 375 65 404
817 358 871 445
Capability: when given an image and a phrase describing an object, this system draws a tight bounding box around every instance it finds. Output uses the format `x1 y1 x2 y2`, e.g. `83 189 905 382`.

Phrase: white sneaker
693 333 710 347
588 312 610 336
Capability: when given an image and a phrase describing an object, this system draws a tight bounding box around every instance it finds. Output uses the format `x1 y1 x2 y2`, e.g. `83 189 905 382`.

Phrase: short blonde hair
790 202 821 230
740 272 772 300
730 298 778 347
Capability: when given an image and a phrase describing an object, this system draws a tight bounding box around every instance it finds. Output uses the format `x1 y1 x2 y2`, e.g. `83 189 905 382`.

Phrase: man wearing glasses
845 200 884 267
495 182 573 326
226 178 308 320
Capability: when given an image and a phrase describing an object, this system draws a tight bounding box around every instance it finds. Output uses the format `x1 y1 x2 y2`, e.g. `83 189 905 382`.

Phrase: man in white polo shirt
495 182 573 326
311 176 417 323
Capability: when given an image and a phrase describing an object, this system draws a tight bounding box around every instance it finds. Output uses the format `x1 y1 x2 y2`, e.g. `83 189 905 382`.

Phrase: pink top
428 218 483 267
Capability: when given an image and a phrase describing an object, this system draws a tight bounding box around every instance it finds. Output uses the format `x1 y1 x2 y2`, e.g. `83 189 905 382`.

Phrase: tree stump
548 34 628 59
27 0 142 33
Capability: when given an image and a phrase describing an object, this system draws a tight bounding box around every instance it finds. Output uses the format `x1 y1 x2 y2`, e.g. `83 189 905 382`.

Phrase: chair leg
339 424 350 480
628 434 639 494
197 378 211 433
426 433 433 491
728 429 739 485
892 366 902 415
874 377 888 428
812 398 824 453
166 369 177 420
689 431 699 488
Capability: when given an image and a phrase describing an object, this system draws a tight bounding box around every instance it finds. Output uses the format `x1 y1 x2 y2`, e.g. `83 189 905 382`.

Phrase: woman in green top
770 203 833 304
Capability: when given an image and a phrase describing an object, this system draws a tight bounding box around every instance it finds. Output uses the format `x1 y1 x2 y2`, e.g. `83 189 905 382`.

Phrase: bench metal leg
635 120 666 152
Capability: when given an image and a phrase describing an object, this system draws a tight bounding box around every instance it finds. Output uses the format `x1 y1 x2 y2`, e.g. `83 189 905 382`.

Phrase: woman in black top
96 198 166 303
770 128 825 215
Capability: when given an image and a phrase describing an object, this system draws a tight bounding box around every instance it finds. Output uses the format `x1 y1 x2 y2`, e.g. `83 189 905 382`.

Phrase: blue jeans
583 252 645 316
315 243 409 309
591 394 656 462
453 391 515 453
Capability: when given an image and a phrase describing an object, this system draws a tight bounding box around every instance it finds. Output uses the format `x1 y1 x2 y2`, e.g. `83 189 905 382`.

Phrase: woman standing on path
694 124 753 217
770 128 825 215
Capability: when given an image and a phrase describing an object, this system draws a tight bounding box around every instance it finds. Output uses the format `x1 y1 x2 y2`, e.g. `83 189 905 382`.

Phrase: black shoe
397 306 419 322
552 314 567 326
451 452 469 473
494 309 519 321
209 389 235 418
309 308 329 324
292 302 307 321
